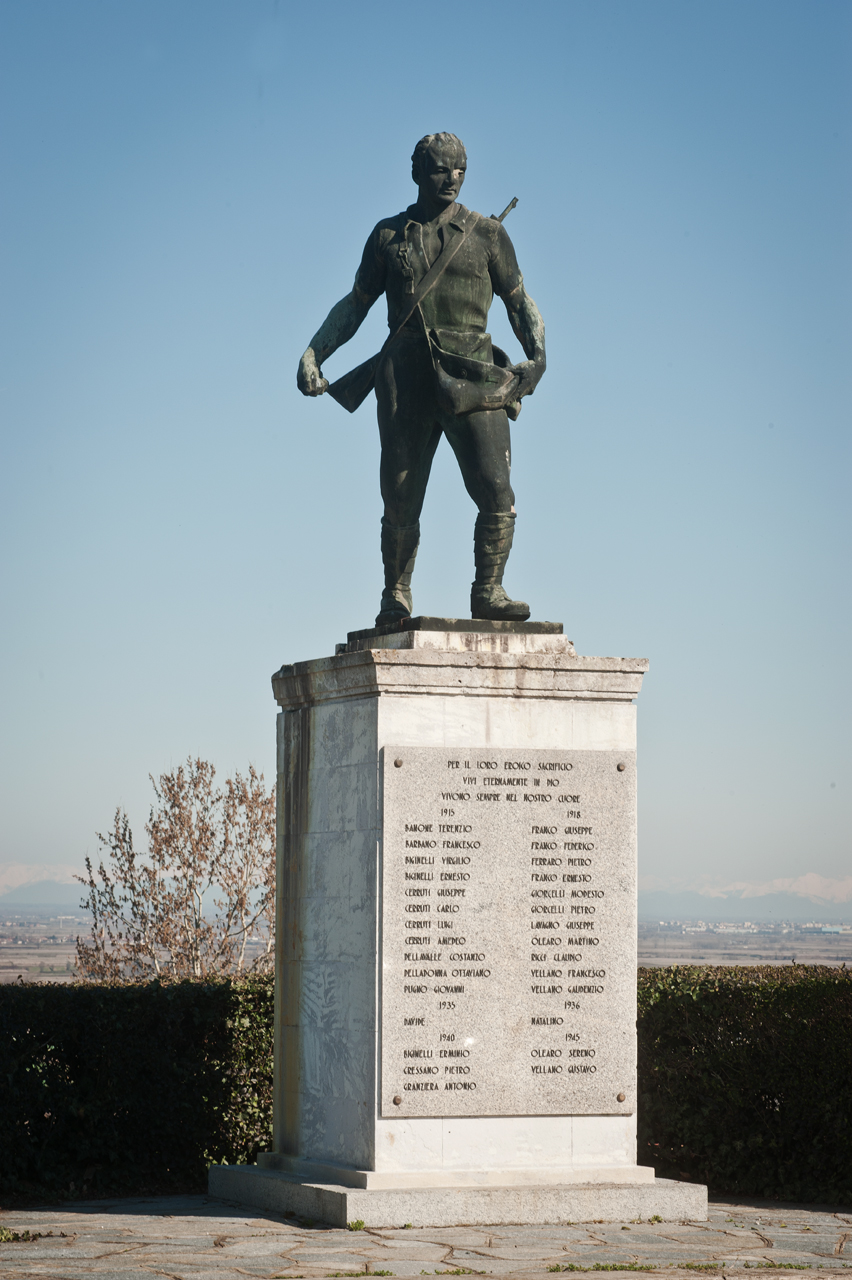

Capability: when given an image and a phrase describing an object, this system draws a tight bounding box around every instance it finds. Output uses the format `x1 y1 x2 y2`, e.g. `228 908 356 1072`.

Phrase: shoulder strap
379 210 480 355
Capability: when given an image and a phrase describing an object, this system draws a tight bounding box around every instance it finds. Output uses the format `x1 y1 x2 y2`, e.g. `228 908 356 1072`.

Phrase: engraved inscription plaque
380 747 636 1117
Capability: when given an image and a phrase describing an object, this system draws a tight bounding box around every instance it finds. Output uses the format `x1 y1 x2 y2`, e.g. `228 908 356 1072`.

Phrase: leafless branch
75 758 275 981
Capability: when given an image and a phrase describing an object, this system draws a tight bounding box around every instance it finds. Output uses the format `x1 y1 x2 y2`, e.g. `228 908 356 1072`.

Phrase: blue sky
0 0 849 896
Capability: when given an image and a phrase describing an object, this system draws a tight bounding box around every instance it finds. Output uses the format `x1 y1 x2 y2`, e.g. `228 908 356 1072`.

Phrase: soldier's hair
411 133 467 183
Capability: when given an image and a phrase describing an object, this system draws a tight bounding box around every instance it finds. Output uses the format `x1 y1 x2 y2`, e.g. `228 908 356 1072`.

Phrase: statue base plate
338 616 570 655
208 1164 707 1227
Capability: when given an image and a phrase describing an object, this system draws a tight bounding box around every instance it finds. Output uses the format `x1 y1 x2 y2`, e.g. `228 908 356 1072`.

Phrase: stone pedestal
209 620 706 1226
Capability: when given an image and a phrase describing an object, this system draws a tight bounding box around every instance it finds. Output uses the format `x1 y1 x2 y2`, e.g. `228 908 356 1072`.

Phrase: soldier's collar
403 202 468 232
447 203 469 231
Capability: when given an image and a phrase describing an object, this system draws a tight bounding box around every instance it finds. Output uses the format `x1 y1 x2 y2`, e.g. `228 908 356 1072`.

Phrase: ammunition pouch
428 328 522 418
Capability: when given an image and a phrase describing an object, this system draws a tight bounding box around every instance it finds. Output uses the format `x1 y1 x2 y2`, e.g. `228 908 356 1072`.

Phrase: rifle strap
378 210 481 357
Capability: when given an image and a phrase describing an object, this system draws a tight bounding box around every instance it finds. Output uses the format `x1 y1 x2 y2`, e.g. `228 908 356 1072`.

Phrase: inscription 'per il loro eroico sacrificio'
380 747 637 1118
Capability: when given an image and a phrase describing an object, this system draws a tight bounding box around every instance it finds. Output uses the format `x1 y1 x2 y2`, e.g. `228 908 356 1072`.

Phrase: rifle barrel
494 197 519 223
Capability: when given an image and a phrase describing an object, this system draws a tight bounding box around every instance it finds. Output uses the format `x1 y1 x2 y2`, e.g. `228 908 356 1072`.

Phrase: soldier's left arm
503 283 546 399
489 222 546 400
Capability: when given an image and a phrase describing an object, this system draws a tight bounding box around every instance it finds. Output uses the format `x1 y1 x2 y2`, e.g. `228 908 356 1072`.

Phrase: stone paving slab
0 1193 849 1279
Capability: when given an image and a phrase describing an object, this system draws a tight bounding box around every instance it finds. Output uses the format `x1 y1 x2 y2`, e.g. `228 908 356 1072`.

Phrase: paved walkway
1 1193 850 1279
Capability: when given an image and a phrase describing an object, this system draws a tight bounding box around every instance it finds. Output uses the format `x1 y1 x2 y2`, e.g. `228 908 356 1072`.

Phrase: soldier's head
411 133 467 209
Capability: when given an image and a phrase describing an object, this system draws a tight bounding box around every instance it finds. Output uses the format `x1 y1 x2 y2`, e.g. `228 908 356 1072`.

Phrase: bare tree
76 758 275 981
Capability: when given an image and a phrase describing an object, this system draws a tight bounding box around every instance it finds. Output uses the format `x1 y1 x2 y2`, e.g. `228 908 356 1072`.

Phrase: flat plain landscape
0 913 83 983
638 921 852 968
1 913 850 982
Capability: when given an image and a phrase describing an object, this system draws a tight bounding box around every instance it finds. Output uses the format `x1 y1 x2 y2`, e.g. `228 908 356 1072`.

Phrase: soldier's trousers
375 330 514 525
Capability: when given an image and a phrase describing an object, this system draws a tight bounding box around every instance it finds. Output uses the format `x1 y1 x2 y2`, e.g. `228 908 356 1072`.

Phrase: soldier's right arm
297 226 387 397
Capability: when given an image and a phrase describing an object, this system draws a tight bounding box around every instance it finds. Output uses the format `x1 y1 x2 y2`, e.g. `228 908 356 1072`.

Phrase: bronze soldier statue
297 132 546 625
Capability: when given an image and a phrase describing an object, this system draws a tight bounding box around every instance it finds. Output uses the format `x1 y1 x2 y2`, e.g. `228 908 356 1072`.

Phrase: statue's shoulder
369 209 413 241
458 205 503 238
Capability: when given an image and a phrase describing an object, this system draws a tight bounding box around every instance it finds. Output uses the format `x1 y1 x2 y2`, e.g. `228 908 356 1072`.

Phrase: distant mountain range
639 874 852 923
0 879 86 911
0 863 85 912
638 889 852 924
3 864 850 923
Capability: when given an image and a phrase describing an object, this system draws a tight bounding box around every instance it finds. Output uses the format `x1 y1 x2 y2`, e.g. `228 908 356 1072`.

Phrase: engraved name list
380 747 636 1118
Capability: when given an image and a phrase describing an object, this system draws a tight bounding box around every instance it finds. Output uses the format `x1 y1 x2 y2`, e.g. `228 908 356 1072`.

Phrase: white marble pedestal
209 619 706 1226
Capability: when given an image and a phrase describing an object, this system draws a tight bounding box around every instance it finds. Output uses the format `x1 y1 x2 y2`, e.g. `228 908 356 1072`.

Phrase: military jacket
353 203 524 338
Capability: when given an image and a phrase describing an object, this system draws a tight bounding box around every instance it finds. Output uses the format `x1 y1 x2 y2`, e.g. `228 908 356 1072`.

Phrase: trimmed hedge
637 965 852 1203
2 967 850 1203
0 976 273 1201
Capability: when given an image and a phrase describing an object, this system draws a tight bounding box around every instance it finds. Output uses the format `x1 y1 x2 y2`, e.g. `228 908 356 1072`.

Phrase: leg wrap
376 518 420 625
473 512 516 587
471 512 530 622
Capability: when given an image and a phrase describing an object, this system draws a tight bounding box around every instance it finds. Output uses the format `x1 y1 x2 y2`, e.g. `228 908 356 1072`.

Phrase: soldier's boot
376 518 420 627
470 512 531 622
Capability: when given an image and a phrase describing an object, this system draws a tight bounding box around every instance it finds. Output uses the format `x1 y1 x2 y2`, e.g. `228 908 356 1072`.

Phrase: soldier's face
418 146 466 207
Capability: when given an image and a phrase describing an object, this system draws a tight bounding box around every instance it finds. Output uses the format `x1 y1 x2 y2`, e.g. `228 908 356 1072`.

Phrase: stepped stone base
208 1164 708 1228
243 628 709 1232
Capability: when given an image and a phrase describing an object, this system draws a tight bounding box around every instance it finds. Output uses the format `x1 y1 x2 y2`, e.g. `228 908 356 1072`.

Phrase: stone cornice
271 648 648 710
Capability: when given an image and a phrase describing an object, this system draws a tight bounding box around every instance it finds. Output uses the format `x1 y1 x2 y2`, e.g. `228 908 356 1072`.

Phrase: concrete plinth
208 1165 706 1228
209 619 706 1225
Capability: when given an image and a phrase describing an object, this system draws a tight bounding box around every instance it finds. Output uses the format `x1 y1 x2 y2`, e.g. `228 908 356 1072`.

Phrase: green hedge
637 965 852 1203
0 976 273 1201
2 967 850 1204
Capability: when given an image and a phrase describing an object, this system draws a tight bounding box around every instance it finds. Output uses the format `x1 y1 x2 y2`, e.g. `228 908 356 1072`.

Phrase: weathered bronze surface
297 133 546 626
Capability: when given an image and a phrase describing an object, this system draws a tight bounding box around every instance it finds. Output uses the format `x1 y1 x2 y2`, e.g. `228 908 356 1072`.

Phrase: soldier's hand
297 349 329 397
515 359 545 399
